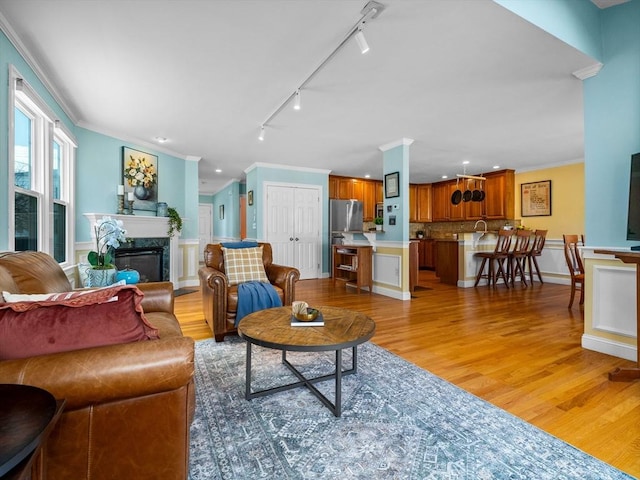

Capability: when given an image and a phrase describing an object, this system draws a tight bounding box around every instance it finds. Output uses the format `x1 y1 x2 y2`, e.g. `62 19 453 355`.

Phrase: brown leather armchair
198 243 300 342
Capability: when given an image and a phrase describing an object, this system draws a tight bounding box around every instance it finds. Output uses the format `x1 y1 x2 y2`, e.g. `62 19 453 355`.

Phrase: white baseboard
582 334 637 362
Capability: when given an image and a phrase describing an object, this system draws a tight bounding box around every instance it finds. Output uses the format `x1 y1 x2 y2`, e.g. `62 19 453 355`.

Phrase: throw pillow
0 284 159 360
222 246 269 286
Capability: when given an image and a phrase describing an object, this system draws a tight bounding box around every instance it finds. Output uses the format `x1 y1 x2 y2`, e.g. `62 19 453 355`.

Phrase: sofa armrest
266 264 300 305
198 266 229 298
0 336 194 410
136 281 174 313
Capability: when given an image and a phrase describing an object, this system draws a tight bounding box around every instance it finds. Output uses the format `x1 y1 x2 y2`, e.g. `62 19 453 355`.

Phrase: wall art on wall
385 171 400 198
122 147 158 211
521 180 552 217
220 205 225 220
248 190 254 206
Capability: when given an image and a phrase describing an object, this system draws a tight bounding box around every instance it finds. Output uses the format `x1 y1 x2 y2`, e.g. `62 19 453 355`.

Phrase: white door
266 184 321 279
198 204 213 263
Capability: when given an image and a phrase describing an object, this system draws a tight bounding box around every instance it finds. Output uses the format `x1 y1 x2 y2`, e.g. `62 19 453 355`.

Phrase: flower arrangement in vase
124 154 157 200
86 216 127 287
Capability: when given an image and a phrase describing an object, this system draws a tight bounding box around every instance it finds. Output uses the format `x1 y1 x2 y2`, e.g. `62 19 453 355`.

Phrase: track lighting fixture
257 1 385 141
355 28 369 54
294 89 301 110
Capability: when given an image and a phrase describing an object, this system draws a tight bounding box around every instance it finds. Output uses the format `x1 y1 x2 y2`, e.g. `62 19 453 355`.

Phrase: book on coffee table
290 312 324 327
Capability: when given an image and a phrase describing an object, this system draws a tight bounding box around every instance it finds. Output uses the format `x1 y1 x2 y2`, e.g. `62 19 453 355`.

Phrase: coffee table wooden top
237 306 375 352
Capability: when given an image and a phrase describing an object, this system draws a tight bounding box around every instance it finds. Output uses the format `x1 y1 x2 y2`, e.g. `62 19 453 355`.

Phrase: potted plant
87 216 127 286
167 207 183 238
374 217 384 231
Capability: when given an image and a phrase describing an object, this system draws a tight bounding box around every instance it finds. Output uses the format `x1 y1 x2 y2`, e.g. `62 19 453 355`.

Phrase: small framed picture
521 180 552 217
248 190 254 206
219 205 225 220
385 172 400 198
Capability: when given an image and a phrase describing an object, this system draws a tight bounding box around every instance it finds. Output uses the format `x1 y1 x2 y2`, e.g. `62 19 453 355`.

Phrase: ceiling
0 0 601 194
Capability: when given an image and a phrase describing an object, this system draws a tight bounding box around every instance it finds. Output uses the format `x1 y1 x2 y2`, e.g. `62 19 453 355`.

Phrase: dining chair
526 229 547 284
509 229 533 286
563 234 585 308
474 229 515 288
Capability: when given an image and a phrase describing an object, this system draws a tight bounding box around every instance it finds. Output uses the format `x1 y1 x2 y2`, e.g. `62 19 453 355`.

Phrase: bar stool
526 229 547 284
474 229 515 287
509 229 533 286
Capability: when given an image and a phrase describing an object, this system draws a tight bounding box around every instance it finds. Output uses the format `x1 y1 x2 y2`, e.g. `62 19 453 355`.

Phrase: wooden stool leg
474 258 488 286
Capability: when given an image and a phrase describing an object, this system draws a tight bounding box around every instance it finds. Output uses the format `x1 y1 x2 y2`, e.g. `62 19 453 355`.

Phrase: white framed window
8 65 76 266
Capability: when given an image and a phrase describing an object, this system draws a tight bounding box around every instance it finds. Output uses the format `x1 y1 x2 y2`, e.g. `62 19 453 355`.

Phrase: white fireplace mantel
84 213 180 285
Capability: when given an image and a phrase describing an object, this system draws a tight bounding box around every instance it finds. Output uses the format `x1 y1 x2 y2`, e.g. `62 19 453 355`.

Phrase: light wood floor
175 271 640 477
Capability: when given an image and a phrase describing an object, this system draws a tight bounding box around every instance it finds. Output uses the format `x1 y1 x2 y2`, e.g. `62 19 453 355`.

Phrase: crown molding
0 13 79 124
378 138 415 152
572 62 603 80
244 162 331 175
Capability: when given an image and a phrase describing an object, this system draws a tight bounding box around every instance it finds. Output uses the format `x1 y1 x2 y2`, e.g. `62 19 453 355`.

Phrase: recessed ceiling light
462 160 470 165
442 175 448 179
365 174 371 178
493 165 500 169
215 168 222 173
155 137 168 143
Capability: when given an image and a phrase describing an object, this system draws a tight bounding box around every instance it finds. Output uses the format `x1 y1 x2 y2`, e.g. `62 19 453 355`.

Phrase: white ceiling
0 0 600 194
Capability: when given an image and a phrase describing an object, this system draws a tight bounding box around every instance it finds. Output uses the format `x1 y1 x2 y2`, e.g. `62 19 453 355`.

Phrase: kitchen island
435 231 501 287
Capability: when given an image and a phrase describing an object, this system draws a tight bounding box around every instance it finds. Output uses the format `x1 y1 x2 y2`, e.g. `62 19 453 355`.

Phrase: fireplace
115 246 164 283
84 213 179 286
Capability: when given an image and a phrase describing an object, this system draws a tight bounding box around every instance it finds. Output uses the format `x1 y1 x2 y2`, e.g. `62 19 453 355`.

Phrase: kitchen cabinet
409 240 419 293
409 184 418 222
418 238 435 269
431 182 451 221
362 180 377 221
435 240 459 286
333 245 372 294
483 170 515 220
416 184 432 222
430 169 514 222
329 175 381 222
375 181 383 204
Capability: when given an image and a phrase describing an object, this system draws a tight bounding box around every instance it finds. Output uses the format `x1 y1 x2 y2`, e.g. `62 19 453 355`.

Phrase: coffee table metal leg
245 345 360 417
245 341 252 400
335 349 342 416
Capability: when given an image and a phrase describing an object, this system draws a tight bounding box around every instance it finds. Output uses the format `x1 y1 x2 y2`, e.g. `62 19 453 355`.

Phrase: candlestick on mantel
118 184 124 195
127 192 134 201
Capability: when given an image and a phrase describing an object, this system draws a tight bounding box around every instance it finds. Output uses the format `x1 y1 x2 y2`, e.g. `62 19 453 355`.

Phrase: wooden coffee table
237 306 375 417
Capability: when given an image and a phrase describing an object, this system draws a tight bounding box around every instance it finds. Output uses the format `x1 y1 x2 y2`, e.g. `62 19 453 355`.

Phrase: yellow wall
515 162 584 240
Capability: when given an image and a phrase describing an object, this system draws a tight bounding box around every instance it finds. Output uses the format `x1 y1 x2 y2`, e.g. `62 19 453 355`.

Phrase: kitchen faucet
474 220 487 233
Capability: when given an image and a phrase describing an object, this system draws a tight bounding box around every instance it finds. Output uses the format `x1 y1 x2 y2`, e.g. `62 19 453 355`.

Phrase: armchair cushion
222 246 269 285
0 284 159 360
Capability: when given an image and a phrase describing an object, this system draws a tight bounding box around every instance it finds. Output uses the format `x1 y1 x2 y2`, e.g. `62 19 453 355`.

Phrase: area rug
189 337 634 479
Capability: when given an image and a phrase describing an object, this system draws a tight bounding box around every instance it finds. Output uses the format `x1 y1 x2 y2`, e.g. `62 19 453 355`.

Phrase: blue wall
248 164 330 271
0 29 76 250
583 1 640 247
494 0 602 61
0 28 198 248
211 181 241 240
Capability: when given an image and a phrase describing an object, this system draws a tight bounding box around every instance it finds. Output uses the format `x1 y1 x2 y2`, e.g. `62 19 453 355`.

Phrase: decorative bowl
294 308 319 322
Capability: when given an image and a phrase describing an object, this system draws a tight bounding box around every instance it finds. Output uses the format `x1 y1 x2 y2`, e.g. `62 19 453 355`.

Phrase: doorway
265 183 322 280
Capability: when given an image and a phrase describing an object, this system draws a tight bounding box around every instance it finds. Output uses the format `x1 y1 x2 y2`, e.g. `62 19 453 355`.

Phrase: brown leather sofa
199 243 299 342
0 251 195 480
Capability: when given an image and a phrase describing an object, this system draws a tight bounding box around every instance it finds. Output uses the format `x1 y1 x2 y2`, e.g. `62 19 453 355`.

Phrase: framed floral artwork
122 147 158 211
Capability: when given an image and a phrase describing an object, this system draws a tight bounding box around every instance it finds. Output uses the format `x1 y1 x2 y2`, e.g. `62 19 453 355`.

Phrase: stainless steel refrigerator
329 199 364 274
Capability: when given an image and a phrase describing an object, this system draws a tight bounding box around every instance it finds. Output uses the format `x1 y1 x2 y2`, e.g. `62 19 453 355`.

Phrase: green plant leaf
88 251 99 266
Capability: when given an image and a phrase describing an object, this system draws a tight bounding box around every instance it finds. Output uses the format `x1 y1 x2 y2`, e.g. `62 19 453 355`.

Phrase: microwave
375 203 384 219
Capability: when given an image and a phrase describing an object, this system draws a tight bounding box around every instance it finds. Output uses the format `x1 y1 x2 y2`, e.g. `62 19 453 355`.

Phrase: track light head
294 89 301 111
258 126 265 141
355 28 369 54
